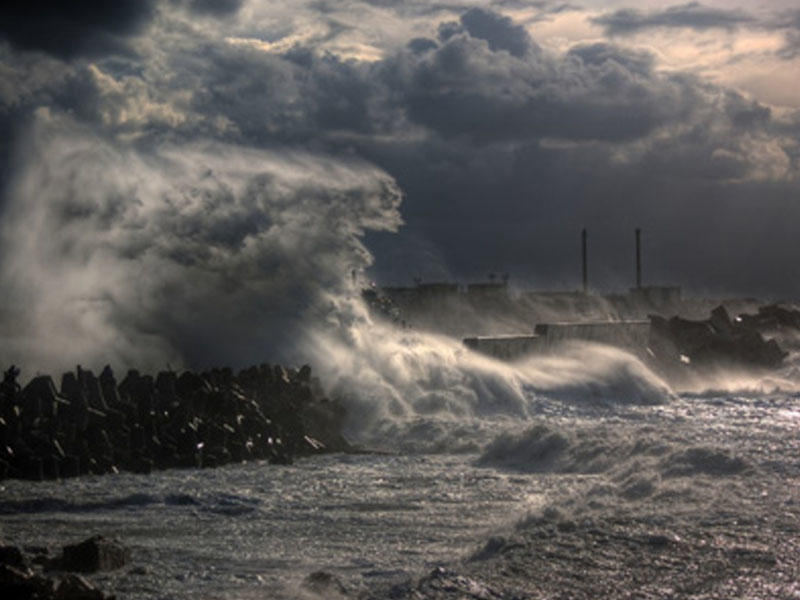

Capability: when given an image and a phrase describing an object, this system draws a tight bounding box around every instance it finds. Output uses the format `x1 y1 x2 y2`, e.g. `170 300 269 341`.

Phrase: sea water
0 450 553 598
1 381 798 599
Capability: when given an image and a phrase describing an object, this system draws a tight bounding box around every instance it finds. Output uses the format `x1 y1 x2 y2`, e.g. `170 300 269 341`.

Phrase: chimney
581 228 588 294
635 228 642 289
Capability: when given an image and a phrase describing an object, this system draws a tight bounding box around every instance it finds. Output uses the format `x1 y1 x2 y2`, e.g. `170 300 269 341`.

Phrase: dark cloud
437 20 464 42
459 7 537 57
0 0 798 339
779 30 800 59
179 43 385 144
364 133 799 298
772 11 800 59
186 0 245 16
566 42 654 74
0 1 156 58
722 91 771 130
592 2 754 36
407 38 439 54
400 37 693 142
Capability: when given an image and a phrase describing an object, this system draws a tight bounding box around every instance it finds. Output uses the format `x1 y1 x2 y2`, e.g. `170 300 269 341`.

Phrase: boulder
297 364 312 383
0 544 26 569
59 536 130 573
0 563 54 599
649 305 787 370
708 305 734 336
738 304 800 332
22 376 69 421
2 358 349 482
53 573 109 600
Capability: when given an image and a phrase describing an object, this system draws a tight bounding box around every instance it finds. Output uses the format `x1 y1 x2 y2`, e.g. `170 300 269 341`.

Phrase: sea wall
463 335 545 360
534 321 650 350
464 321 650 361
0 363 350 481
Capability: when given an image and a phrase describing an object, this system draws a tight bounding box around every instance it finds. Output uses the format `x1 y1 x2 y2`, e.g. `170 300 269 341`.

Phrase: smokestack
635 228 642 289
581 228 588 294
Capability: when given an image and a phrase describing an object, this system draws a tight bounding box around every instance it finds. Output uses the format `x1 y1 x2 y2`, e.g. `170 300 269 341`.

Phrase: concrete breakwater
0 363 351 481
463 321 650 360
463 305 790 373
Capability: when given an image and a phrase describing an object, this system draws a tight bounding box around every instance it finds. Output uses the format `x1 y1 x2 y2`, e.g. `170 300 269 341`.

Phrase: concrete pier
534 320 650 349
464 320 650 360
463 335 545 360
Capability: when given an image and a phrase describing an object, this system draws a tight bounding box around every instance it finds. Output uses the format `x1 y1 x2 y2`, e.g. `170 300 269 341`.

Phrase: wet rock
0 543 26 569
297 364 312 383
17 456 45 481
22 376 69 421
1 359 351 482
0 563 54 599
709 304 734 335
53 573 109 600
1 365 21 401
59 536 130 573
268 452 293 466
30 548 53 568
649 305 787 370
59 456 81 479
738 303 800 332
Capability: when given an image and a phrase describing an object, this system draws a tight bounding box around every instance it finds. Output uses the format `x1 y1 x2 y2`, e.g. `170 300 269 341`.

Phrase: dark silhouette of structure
636 228 642 289
581 228 588 294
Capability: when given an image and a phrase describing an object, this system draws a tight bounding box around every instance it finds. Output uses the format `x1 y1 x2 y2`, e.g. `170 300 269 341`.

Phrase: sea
1 336 799 599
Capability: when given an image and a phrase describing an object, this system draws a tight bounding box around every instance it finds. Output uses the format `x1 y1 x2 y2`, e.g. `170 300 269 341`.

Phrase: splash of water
0 114 401 373
312 314 673 451
0 115 679 452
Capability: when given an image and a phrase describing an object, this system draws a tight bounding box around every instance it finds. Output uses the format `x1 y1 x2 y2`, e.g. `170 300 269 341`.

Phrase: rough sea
2 338 799 599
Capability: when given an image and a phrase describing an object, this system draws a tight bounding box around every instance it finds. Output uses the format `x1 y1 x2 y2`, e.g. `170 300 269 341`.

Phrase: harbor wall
464 321 650 360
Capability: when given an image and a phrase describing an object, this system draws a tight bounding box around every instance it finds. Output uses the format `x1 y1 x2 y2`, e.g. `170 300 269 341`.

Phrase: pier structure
582 228 588 294
463 320 650 361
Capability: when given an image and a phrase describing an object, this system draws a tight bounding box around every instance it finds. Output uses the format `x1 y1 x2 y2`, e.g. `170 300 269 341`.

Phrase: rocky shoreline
1 362 356 597
0 362 352 482
1 534 133 600
647 305 789 372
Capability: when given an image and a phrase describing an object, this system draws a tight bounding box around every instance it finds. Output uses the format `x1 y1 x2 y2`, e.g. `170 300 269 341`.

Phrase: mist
0 114 401 374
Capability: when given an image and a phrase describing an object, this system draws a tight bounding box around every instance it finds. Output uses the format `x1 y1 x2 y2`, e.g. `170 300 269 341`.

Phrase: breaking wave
9 114 796 457
0 114 677 452
312 322 673 451
476 422 750 478
0 115 402 373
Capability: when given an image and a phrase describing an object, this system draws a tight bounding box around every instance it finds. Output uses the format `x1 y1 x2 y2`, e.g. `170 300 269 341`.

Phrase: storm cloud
0 0 799 370
0 1 157 58
592 2 755 36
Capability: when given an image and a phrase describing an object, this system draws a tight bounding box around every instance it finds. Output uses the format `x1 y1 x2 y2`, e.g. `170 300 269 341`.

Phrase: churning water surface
1 382 799 599
0 450 552 598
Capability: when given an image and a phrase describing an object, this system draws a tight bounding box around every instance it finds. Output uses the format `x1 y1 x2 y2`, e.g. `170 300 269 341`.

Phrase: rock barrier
737 303 800 333
0 363 351 481
0 536 130 600
649 305 787 369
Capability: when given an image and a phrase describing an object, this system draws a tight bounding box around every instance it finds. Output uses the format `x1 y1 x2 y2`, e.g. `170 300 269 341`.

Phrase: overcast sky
1 0 799 334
